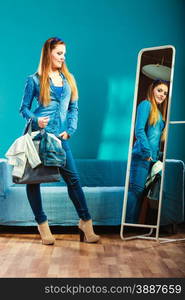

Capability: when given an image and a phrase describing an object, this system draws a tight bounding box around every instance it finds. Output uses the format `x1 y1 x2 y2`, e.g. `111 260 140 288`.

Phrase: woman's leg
26 184 47 224
60 140 99 242
60 140 91 221
26 184 55 245
126 158 152 223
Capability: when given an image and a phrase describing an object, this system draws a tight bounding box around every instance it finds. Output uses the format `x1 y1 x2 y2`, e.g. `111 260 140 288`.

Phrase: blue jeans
26 140 91 224
126 156 153 223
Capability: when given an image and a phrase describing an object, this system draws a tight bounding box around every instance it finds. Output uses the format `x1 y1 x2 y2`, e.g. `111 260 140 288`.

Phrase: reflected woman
126 79 169 223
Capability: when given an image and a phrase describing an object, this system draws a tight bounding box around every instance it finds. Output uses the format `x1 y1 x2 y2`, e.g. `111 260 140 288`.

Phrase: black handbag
13 120 61 184
13 161 61 184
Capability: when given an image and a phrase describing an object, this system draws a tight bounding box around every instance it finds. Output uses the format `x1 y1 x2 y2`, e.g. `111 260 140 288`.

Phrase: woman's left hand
145 156 153 161
59 131 70 140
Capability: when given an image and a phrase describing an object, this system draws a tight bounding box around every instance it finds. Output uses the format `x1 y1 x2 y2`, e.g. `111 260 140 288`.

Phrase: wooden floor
0 225 185 278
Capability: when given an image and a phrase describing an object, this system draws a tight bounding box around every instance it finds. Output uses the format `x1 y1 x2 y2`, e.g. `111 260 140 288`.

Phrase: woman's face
50 44 66 70
153 84 168 105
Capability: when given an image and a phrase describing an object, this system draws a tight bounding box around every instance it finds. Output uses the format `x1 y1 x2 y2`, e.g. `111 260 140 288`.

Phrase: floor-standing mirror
120 45 175 241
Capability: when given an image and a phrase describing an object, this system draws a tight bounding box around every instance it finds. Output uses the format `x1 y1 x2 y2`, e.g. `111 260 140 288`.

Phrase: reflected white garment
5 132 41 178
145 160 163 188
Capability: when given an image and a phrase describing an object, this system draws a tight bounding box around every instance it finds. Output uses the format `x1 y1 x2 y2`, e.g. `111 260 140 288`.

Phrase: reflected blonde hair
147 80 169 142
37 37 78 106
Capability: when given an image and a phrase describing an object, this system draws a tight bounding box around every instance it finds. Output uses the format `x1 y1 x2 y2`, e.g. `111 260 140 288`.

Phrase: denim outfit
126 100 165 223
20 73 78 137
20 72 91 223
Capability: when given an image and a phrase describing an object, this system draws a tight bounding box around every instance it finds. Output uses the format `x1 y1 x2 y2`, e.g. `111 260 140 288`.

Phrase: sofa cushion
8 159 127 188
0 186 124 226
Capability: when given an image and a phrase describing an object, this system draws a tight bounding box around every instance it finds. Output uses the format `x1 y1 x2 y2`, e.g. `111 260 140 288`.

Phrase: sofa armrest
163 159 185 223
0 159 13 198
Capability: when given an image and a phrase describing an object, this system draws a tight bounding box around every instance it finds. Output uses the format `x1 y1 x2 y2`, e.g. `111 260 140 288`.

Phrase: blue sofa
0 158 184 226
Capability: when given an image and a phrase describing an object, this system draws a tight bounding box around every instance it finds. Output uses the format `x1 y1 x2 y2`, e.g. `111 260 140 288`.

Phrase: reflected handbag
13 120 61 184
147 173 161 202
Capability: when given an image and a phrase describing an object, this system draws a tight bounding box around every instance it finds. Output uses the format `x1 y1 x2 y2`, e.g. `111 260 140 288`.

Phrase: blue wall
0 0 185 162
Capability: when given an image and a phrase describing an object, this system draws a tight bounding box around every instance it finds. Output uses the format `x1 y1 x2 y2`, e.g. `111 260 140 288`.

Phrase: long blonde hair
147 80 169 142
37 37 78 106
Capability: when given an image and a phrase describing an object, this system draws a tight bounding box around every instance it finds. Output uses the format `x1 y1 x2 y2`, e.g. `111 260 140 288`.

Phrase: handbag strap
23 119 33 135
24 119 45 136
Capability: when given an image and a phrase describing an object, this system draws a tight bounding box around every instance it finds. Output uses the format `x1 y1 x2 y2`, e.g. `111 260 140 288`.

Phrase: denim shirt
19 72 78 136
132 100 165 161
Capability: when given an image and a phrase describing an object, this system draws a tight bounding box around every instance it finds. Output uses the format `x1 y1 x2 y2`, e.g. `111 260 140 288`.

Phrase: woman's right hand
38 116 50 128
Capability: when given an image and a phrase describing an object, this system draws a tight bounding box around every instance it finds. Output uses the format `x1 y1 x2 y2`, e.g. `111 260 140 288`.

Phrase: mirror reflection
125 47 173 226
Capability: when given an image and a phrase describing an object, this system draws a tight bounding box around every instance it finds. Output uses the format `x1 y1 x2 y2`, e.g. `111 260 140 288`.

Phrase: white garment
150 160 163 177
145 160 163 188
5 133 41 178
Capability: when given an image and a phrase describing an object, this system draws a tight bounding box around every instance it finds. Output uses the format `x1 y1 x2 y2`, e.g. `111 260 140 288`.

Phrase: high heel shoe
38 221 55 245
78 219 100 243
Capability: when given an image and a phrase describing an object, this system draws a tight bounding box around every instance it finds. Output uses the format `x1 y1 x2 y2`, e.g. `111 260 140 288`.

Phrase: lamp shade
142 64 171 81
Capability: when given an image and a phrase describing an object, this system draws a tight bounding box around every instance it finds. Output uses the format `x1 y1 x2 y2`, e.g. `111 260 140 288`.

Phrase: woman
126 79 169 223
19 37 100 244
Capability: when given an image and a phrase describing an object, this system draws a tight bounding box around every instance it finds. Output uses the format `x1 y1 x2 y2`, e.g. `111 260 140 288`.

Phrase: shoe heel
79 228 85 242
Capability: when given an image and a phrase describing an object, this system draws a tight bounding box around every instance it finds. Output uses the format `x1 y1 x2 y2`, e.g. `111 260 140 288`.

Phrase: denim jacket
19 72 78 137
132 100 165 161
33 131 66 167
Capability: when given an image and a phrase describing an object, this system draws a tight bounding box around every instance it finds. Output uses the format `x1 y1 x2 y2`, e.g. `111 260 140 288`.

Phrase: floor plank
0 227 185 278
